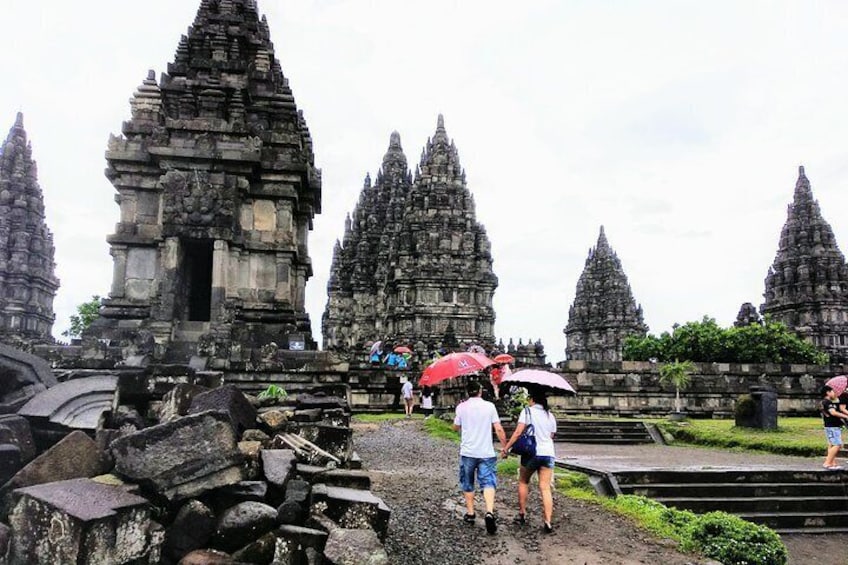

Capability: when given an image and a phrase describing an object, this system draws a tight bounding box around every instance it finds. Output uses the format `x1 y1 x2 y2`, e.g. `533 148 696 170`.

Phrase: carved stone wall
761 166 848 363
323 117 497 352
565 227 646 361
0 114 59 348
92 0 321 364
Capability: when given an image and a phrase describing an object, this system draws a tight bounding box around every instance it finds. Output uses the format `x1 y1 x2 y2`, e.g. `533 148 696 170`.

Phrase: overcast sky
2 1 848 362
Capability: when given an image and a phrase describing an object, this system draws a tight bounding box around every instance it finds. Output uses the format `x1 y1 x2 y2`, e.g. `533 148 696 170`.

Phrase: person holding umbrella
500 388 557 533
453 380 507 535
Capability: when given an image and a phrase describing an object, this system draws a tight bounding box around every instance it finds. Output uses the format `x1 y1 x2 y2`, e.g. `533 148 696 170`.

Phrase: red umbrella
394 346 412 354
493 353 514 364
419 352 495 387
827 375 848 396
500 369 577 396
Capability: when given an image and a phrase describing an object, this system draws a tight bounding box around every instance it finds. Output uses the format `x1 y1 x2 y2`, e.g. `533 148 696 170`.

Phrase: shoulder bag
510 407 537 457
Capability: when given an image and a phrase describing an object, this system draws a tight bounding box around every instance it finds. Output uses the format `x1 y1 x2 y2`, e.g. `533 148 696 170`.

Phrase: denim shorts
826 427 843 446
520 455 556 471
459 456 498 492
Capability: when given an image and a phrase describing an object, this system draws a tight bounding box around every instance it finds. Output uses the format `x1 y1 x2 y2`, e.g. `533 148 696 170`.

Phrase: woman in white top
500 390 557 533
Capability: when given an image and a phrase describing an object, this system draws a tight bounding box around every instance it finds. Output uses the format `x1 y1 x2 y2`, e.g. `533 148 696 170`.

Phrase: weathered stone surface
206 481 268 512
94 0 322 364
1 430 112 515
8 478 153 564
110 410 243 501
0 115 60 351
0 414 35 463
179 549 235 565
565 226 647 362
0 342 56 414
158 383 209 423
242 428 272 446
296 465 370 490
297 425 353 463
322 526 388 565
0 521 9 561
0 446 21 486
258 409 289 433
262 449 296 488
272 525 329 564
189 385 257 435
323 119 498 353
310 485 390 541
213 501 278 553
761 166 848 363
164 499 216 562
231 531 276 564
296 394 348 412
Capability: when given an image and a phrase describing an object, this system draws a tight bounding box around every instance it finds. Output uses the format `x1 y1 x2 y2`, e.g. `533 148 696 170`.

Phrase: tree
659 360 695 413
62 295 101 338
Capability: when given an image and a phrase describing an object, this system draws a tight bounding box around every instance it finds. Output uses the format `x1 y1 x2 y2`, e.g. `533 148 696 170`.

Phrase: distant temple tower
0 114 59 348
761 166 848 362
323 116 498 351
323 132 412 350
94 0 321 362
565 226 647 361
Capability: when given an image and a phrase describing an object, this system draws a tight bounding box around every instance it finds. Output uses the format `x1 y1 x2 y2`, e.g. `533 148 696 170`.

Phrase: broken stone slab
212 501 278 553
117 371 223 404
111 410 243 501
0 342 57 414
17 375 118 450
179 549 236 565
277 479 310 526
163 499 216 563
242 428 272 446
310 485 390 541
296 465 371 489
158 383 210 423
0 430 112 517
319 408 350 428
322 527 388 565
8 478 155 564
295 424 353 464
291 408 322 422
349 451 362 470
0 415 35 463
272 525 329 564
258 409 290 433
204 480 268 515
0 446 21 486
189 385 257 436
0 522 8 563
262 449 296 489
295 394 348 412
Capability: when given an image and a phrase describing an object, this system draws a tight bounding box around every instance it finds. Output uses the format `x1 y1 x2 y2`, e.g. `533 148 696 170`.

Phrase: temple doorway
181 239 213 321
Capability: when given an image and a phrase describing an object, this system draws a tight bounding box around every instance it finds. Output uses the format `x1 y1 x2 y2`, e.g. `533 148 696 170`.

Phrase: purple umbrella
369 341 383 355
500 369 577 396
827 375 848 396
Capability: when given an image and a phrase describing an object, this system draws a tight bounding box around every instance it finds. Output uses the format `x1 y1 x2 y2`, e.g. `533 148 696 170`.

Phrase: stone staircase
162 321 210 363
613 468 848 533
502 419 658 445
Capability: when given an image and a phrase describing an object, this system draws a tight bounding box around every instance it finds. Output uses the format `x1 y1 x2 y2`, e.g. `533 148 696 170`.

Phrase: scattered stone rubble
0 381 390 565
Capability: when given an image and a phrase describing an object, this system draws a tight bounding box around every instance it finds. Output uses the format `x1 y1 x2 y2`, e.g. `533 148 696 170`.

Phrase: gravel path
354 419 715 565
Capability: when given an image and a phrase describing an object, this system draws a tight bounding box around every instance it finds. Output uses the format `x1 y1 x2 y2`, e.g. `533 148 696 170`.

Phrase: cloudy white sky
2 1 848 362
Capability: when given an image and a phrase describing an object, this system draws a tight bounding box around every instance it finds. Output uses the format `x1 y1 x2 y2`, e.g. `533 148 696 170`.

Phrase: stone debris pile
0 382 390 564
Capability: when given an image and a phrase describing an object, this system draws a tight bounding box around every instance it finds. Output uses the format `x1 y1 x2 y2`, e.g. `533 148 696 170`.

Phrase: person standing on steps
500 389 557 533
401 377 414 418
453 380 507 535
821 385 848 469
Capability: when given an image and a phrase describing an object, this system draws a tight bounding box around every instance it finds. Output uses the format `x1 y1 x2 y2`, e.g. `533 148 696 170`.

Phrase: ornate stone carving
760 166 848 362
0 114 59 348
565 226 647 361
93 0 321 364
323 117 498 352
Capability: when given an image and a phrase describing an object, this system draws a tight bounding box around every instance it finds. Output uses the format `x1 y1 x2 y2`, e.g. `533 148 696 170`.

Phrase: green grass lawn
657 417 825 457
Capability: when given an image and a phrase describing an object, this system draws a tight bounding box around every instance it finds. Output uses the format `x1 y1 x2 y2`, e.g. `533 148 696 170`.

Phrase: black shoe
543 522 553 534
485 512 497 535
513 513 526 526
463 513 476 524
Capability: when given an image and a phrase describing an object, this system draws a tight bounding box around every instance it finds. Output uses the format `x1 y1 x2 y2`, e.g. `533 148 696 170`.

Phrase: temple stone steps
502 419 656 445
614 469 848 532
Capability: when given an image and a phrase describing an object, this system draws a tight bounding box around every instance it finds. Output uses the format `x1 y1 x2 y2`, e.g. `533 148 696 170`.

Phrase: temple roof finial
389 131 402 150
14 112 23 128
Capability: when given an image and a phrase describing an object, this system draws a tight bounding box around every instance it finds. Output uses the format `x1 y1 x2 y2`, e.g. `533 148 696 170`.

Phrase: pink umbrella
419 352 495 387
500 369 577 396
827 375 848 396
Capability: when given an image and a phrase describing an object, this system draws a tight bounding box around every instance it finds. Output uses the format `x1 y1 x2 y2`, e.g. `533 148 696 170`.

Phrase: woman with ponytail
500 388 557 533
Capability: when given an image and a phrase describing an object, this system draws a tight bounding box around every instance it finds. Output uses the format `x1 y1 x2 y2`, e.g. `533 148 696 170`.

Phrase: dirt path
354 419 715 564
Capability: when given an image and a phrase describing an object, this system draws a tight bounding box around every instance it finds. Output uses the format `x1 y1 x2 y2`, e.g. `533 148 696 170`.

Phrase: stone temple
91 0 322 362
761 166 848 362
0 113 59 348
323 117 498 352
565 226 647 361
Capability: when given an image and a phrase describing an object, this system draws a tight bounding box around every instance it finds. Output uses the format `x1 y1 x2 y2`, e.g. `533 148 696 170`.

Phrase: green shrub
257 384 288 402
686 512 788 565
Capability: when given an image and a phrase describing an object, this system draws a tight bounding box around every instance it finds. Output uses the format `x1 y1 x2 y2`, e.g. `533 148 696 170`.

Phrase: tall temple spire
761 166 848 362
0 113 60 347
565 226 646 361
95 0 322 362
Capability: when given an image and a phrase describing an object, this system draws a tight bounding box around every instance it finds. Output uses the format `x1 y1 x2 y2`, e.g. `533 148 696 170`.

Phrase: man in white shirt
401 378 414 418
453 380 507 534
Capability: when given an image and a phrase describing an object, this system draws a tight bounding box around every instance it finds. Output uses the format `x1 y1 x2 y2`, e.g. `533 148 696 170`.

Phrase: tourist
421 386 434 418
397 354 409 370
401 377 414 418
453 380 507 535
500 389 557 533
820 385 848 469
385 352 398 368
